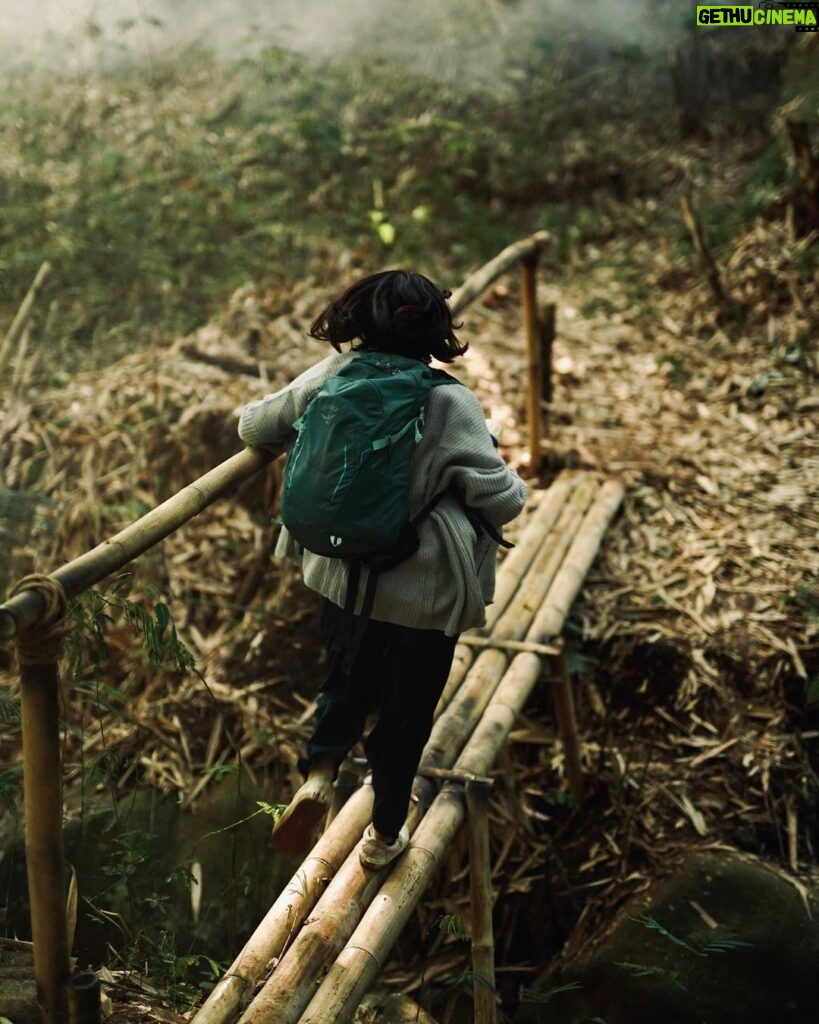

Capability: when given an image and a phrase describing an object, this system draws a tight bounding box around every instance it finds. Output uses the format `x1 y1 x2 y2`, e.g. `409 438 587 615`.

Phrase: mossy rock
517 850 819 1024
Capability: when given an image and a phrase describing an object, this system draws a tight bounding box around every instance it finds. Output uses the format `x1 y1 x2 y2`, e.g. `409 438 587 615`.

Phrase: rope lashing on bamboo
8 574 69 664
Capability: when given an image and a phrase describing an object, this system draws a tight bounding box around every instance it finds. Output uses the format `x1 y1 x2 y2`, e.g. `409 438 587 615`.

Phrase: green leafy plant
432 912 469 942
66 575 196 676
519 980 583 1003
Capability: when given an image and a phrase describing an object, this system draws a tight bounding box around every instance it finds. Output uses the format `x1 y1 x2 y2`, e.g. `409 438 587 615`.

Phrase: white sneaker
359 824 410 870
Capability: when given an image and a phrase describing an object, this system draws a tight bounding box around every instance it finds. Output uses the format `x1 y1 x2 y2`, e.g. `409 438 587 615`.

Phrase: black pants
301 598 458 839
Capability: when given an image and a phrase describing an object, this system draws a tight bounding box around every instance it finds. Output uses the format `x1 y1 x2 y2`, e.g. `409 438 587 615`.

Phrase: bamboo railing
0 230 617 1024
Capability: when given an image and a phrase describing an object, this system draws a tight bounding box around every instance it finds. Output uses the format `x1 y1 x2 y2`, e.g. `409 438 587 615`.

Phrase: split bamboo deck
191 470 624 1024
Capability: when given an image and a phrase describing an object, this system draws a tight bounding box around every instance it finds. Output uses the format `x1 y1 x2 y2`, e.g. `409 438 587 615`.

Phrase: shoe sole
272 796 329 857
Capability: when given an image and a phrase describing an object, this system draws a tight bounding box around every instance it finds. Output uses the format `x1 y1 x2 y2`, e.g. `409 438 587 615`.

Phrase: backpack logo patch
319 399 341 424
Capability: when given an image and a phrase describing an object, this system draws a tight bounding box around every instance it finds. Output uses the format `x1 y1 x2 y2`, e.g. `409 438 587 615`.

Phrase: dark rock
516 850 819 1024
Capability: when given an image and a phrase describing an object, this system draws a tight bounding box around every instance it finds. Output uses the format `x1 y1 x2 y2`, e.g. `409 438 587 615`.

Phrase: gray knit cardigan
238 351 527 636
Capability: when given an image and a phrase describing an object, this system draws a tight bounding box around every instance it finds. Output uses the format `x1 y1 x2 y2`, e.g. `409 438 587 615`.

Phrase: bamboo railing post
552 652 583 802
540 302 556 426
11 576 72 1024
521 255 543 476
465 780 496 1024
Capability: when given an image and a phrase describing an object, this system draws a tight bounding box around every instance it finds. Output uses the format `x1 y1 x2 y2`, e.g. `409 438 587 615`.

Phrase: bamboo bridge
0 233 624 1024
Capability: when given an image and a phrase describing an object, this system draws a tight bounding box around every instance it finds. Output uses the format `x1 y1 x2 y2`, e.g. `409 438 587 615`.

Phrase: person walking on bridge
238 270 526 869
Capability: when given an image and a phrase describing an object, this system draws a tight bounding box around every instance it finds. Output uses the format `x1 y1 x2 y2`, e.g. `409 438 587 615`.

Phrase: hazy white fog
1 0 679 76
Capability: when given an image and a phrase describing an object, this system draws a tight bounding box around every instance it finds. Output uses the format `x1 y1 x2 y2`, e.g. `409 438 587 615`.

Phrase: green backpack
281 351 458 567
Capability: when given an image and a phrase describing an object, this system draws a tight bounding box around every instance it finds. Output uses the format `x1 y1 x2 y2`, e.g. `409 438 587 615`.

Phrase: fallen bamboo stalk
0 261 52 377
0 447 273 643
449 231 550 315
453 634 560 658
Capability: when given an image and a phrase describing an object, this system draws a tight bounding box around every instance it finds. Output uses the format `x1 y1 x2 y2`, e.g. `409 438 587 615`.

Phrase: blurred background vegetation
1 0 816 372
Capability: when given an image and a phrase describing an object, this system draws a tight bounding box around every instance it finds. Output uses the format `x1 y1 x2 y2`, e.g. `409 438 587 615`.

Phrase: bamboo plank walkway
192 469 624 1024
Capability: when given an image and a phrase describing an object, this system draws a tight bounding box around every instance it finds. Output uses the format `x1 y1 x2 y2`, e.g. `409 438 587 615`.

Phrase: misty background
2 0 683 79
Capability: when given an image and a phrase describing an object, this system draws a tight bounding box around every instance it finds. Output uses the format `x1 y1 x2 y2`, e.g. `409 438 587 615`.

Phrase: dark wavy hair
308 270 467 363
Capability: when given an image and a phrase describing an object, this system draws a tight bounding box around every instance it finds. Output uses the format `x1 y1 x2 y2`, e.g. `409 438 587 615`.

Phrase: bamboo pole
0 447 273 643
552 652 583 802
296 484 625 1024
448 231 550 315
67 973 101 1024
456 635 559 657
238 480 623 1024
521 255 542 475
489 475 599 642
190 476 584 1024
21 659 70 1024
525 478 625 646
0 262 52 377
436 471 581 713
297 655 542 1024
483 471 579 631
466 781 496 1024
540 302 556 407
